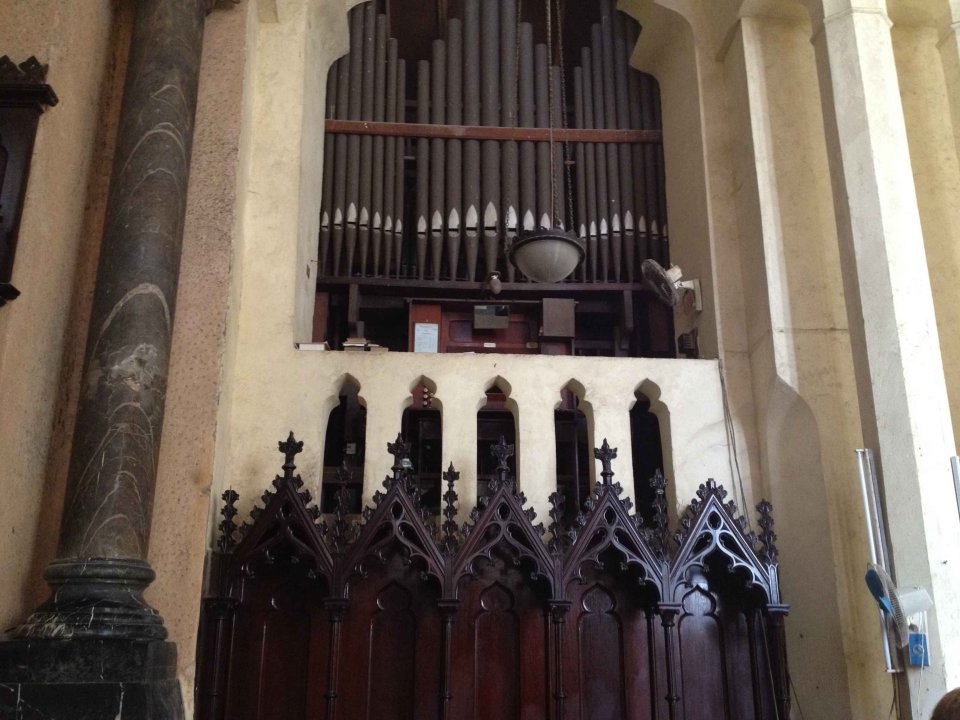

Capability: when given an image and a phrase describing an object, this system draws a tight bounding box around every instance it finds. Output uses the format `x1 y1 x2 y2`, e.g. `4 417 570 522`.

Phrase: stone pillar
0 0 207 717
939 0 960 160
807 0 960 714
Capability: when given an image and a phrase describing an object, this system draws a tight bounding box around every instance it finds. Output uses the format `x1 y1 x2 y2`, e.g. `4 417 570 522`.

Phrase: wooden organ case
196 435 790 720
315 0 677 357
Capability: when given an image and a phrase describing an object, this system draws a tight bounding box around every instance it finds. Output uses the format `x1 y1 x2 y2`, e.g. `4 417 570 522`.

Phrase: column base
0 637 184 720
14 558 167 641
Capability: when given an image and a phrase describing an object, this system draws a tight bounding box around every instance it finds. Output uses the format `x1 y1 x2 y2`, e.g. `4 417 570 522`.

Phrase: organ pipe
320 1 669 286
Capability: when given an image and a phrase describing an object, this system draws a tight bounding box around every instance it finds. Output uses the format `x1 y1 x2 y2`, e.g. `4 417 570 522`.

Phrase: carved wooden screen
196 435 789 720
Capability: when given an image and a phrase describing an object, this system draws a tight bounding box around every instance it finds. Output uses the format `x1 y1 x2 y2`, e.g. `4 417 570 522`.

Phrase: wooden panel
475 584 520 719
578 586 625 720
368 583 417 719
678 588 728 720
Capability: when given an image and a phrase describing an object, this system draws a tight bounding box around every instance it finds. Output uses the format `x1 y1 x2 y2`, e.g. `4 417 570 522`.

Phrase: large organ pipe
627 35 648 266
613 8 637 282
590 25 610 282
573 66 589 281
332 27 352 277
462 0 481 281
446 19 463 280
416 60 430 280
393 58 406 277
581 47 599 283
654 82 668 265
383 38 398 278
550 65 564 229
358 2 377 276
480 0 501 278
640 74 660 266
320 63 338 277
534 43 551 230
430 39 447 281
600 3 623 282
345 7 364 278
518 23 537 254
500 0 519 281
371 14 388 277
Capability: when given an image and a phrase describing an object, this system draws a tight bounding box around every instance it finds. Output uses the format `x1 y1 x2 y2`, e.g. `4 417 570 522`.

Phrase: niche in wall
321 379 366 513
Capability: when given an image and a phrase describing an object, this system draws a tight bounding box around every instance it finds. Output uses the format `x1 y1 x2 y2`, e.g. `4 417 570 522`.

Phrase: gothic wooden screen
196 435 789 720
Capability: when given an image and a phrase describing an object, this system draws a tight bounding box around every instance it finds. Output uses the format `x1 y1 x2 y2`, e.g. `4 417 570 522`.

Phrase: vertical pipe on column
573 67 589 281
446 19 463 280
416 59 430 280
640 74 659 266
518 22 537 274
463 0 481 280
590 25 610 281
628 61 648 265
332 24 353 276
501 0 519 280
430 39 447 281
653 80 668 264
357 2 377 277
613 8 637 282
535 43 551 229
345 7 364 277
600 1 622 281
394 59 406 277
383 38 398 277
550 65 565 229
371 14 388 277
581 47 599 282
320 62 338 277
480 0 501 278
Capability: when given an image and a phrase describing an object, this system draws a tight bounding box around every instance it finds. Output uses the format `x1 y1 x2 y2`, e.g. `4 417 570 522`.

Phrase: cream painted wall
893 24 960 452
0 0 117 631
724 16 886 719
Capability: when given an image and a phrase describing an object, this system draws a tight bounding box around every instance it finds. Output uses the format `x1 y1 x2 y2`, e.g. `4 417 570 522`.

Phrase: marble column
0 0 208 717
807 0 960 714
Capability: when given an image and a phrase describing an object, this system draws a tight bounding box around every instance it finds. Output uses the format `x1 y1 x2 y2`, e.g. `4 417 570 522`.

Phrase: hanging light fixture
507 0 584 283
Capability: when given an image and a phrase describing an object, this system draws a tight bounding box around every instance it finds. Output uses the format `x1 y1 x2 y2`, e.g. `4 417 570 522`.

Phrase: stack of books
342 336 367 351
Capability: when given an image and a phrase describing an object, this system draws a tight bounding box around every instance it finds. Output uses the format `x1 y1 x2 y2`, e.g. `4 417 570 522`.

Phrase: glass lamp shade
508 228 585 283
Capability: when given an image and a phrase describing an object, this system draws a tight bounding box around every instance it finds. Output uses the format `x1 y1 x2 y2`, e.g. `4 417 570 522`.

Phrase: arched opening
321 377 366 513
555 383 591 518
630 390 663 521
477 381 517 494
401 378 443 511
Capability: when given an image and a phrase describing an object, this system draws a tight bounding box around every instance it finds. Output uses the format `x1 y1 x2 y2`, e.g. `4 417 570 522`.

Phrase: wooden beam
325 119 662 144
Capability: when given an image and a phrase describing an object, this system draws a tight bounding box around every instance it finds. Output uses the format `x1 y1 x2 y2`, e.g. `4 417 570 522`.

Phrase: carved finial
547 491 576 555
327 469 358 556
757 499 778 564
218 489 240 552
278 431 304 479
387 432 412 481
594 439 617 487
650 469 669 557
488 435 515 491
441 462 460 556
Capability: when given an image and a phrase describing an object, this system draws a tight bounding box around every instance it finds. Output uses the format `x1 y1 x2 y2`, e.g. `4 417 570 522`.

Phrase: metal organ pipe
590 25 610 282
600 2 623 282
580 47 599 283
500 0 519 281
320 64 338 277
371 14 388 277
534 43 551 230
416 59 430 280
393 58 406 278
345 6 364 278
480 0 501 278
518 23 536 247
383 37 398 278
430 39 447 281
446 19 463 280
462 0 481 282
573 67 588 282
612 9 637 282
358 2 376 276
331 26 352 278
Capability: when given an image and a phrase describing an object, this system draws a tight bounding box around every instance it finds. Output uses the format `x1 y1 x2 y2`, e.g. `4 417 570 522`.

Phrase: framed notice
414 322 439 353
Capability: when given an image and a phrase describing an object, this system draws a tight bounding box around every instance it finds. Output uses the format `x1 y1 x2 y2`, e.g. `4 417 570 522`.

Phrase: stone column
0 0 208 717
939 0 960 160
807 0 960 714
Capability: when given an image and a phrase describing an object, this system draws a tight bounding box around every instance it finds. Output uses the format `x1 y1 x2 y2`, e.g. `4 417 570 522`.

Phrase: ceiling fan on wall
641 258 701 311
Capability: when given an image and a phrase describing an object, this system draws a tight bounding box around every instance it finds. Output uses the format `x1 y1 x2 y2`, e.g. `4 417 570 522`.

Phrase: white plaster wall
0 0 116 630
722 17 888 719
893 24 960 452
